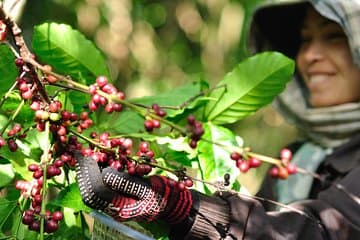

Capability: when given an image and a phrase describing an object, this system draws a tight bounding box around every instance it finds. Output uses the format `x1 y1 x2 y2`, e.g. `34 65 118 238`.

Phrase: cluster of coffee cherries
21 208 63 233
0 20 6 41
16 171 64 233
268 148 297 180
230 151 262 173
3 123 26 152
144 104 167 132
186 115 204 148
88 76 125 113
166 174 194 191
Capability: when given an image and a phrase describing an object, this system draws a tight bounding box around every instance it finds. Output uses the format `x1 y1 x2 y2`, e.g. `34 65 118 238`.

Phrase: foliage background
7 0 299 193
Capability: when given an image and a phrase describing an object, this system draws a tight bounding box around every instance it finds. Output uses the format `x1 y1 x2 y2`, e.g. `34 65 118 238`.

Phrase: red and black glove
75 152 193 224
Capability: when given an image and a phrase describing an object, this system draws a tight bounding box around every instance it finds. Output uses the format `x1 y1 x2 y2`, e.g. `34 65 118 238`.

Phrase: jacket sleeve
169 166 360 239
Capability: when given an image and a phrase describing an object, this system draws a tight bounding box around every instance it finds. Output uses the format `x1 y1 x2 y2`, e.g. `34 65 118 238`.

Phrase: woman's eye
325 33 346 40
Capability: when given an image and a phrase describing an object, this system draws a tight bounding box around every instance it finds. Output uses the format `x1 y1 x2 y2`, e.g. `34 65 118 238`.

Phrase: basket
90 211 155 240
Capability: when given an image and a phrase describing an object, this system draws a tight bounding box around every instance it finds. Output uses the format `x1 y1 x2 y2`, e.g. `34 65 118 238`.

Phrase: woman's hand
74 152 193 223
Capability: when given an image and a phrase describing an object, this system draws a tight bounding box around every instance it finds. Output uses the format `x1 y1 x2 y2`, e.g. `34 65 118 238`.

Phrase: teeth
309 75 328 84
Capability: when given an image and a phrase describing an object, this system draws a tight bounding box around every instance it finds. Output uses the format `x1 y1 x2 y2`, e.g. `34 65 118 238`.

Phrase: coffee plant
0 5 309 240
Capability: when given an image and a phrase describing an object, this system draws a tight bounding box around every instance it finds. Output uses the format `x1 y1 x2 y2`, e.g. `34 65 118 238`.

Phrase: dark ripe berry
15 58 24 67
127 166 136 175
230 152 242 161
36 122 46 132
49 101 59 113
54 160 64 168
184 178 193 188
152 119 161 128
189 139 197 148
47 165 61 177
238 161 250 173
176 181 186 191
286 163 297 175
28 163 39 172
278 167 289 180
52 211 64 221
33 170 43 179
7 129 16 137
57 125 67 136
224 173 230 181
80 111 89 120
105 103 114 113
113 103 122 112
187 115 196 125
116 91 125 100
29 220 41 232
0 137 6 147
151 103 160 111
21 90 33 100
45 219 59 233
156 109 166 117
30 101 41 111
13 123 21 133
102 83 117 94
89 101 98 111
96 76 108 88
33 194 42 204
33 205 41 214
269 167 279 178
248 157 262 168
139 141 149 153
89 84 97 94
145 150 154 158
22 214 35 225
7 139 18 152
110 160 122 170
144 119 154 132
24 209 34 216
280 148 292 161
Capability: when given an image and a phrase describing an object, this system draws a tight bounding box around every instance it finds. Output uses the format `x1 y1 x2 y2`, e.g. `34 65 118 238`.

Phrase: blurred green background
5 0 298 192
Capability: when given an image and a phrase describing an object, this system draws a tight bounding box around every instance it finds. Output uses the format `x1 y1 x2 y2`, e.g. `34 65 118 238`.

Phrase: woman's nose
301 40 324 63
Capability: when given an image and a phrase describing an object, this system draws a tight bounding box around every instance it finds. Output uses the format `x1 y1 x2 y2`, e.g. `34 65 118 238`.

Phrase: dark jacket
170 134 360 239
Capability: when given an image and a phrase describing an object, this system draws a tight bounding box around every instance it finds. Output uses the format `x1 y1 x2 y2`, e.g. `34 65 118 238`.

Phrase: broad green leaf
52 183 92 212
204 52 294 124
0 198 17 229
197 123 240 188
97 110 145 134
0 92 34 125
0 44 18 96
32 22 111 82
0 163 15 187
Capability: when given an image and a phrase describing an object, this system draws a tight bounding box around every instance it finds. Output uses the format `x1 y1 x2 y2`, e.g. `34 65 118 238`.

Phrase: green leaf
204 52 294 124
197 123 240 188
97 110 145 134
32 22 111 82
0 163 15 187
0 93 34 125
0 198 17 229
0 44 18 96
52 183 92 212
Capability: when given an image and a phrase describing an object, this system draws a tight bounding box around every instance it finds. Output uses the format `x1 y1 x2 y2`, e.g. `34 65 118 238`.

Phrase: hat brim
250 1 310 58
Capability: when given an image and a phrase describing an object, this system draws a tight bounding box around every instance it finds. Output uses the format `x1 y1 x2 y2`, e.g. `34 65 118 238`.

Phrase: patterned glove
75 152 193 224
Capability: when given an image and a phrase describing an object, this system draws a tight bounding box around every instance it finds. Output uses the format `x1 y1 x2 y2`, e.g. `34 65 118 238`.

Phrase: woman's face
296 7 360 107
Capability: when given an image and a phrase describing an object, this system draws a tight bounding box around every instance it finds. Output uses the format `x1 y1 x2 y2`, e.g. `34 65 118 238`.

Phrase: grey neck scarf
273 77 360 148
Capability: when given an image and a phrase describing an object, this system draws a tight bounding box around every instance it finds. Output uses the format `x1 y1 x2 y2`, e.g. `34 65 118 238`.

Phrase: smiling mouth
308 75 328 84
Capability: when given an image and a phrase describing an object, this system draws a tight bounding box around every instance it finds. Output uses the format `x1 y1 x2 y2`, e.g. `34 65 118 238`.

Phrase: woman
75 0 360 239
